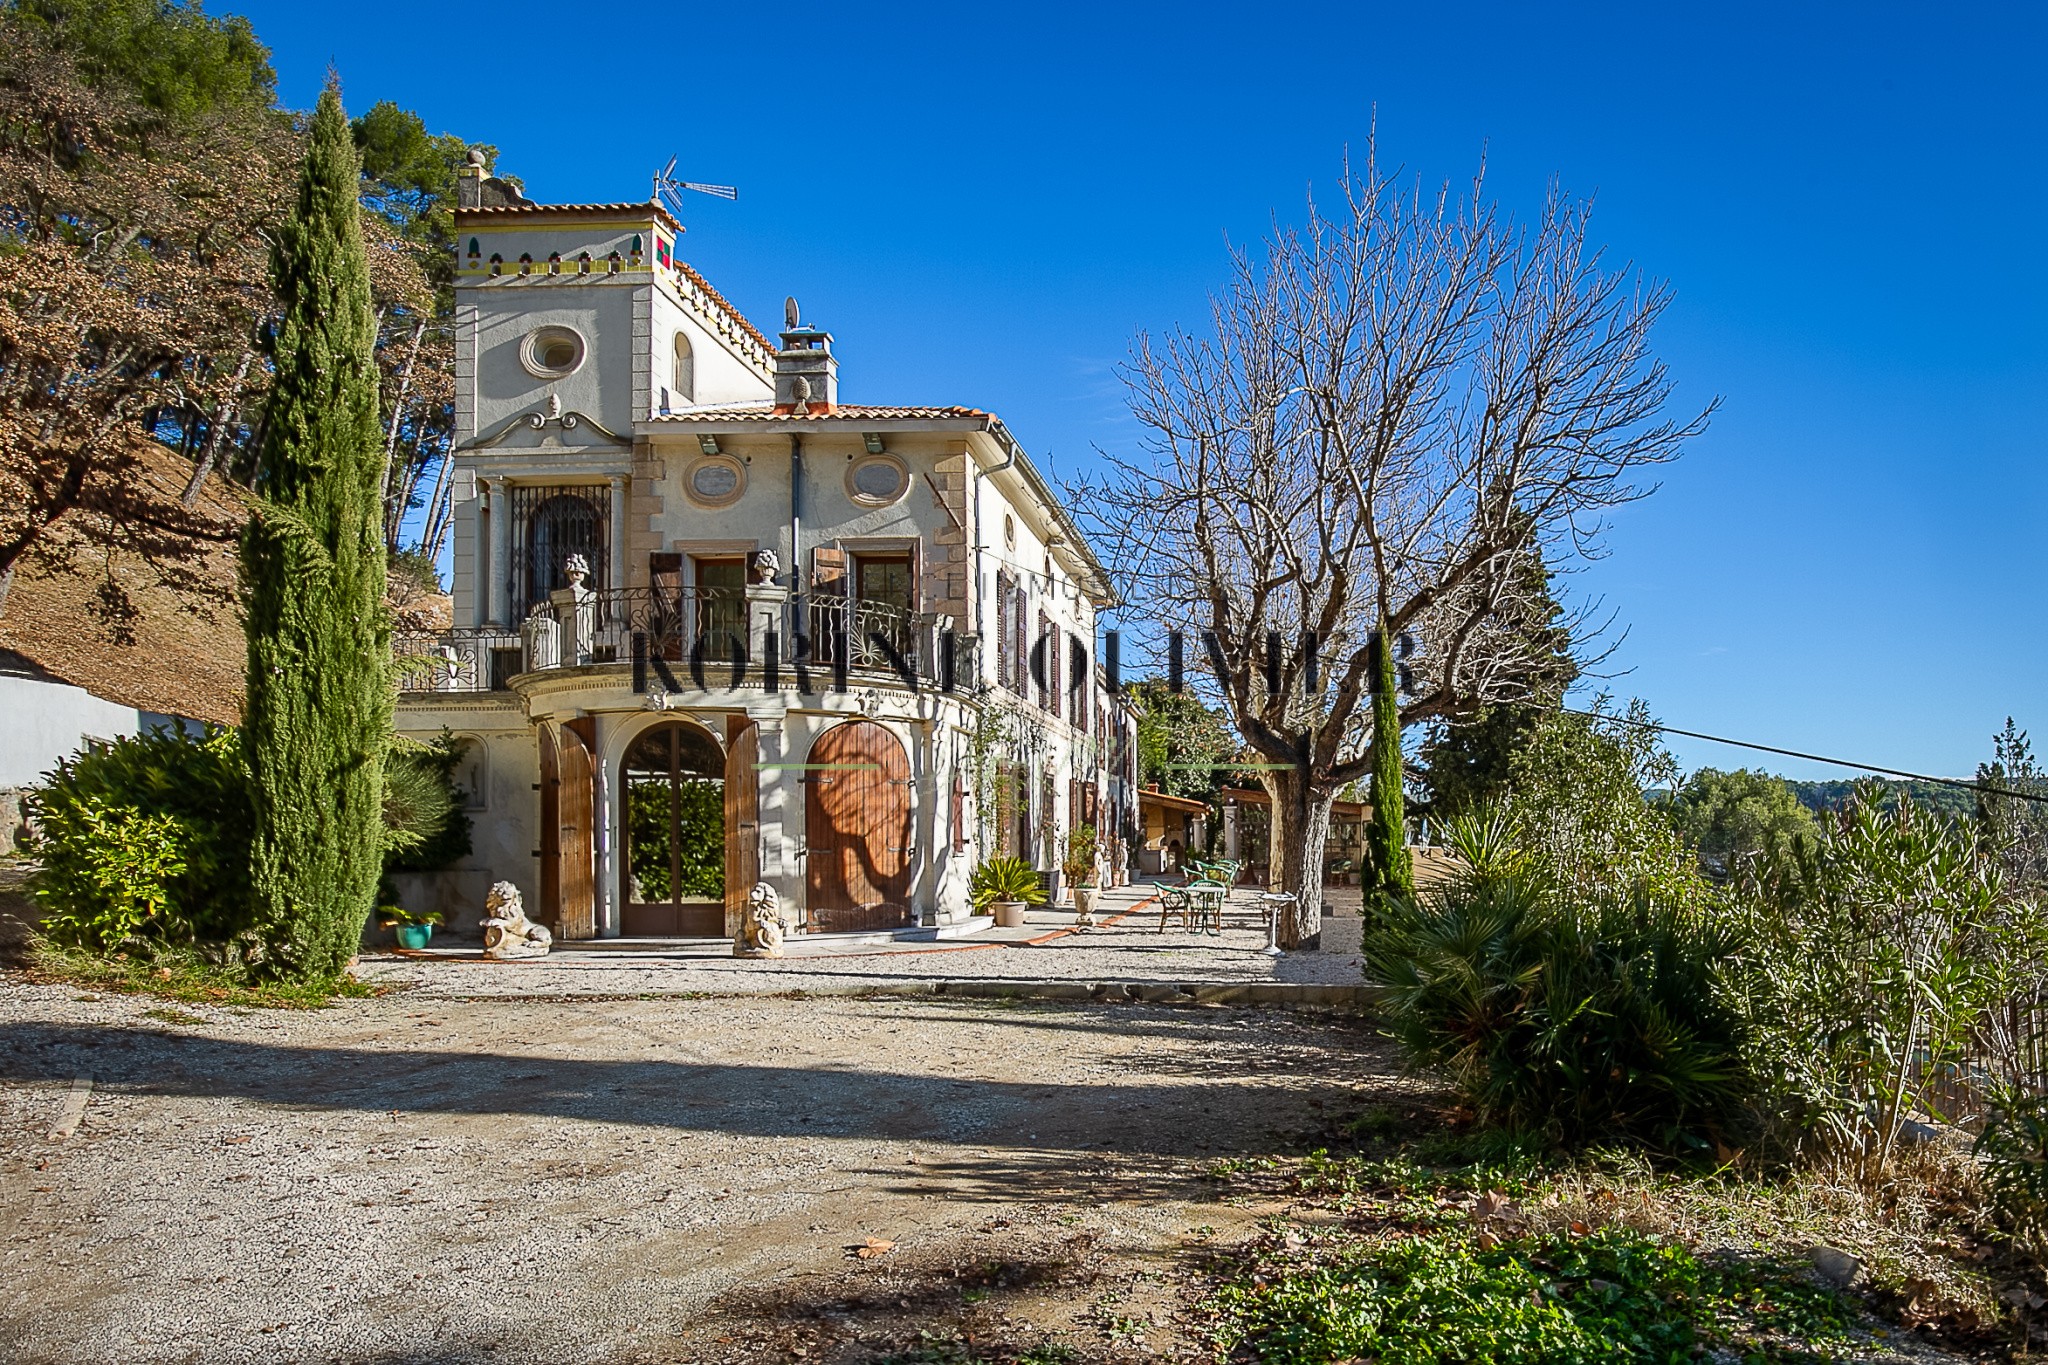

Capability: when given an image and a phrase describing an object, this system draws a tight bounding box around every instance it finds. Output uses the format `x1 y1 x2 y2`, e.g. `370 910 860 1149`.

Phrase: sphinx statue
733 882 790 959
481 881 553 959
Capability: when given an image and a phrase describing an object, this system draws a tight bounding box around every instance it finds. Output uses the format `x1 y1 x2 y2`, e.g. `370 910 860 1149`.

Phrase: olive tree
1080 150 1708 945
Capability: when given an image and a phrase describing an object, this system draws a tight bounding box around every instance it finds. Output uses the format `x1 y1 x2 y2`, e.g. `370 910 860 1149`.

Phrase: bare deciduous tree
1078 149 1711 945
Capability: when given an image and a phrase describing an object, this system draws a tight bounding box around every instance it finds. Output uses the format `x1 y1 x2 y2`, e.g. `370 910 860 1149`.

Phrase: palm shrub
970 855 1047 910
1364 809 1751 1152
382 734 473 871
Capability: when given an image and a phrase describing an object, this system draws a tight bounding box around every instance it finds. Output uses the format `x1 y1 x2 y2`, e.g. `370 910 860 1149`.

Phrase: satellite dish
784 296 801 330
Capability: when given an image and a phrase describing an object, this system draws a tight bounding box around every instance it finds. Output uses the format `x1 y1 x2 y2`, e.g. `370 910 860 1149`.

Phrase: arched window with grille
512 486 610 618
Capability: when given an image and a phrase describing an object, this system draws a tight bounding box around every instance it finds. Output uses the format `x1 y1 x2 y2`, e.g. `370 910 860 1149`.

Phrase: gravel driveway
0 978 1401 1364
354 883 1369 1000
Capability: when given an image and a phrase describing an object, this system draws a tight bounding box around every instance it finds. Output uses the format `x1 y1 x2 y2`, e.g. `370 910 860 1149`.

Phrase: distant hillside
1782 778 1979 821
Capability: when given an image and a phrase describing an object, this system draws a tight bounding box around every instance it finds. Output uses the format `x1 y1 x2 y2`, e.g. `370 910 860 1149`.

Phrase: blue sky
239 0 2044 781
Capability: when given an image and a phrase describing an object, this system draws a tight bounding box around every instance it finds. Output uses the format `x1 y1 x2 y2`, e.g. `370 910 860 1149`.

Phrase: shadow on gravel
683 1229 1111 1363
0 1020 1392 1157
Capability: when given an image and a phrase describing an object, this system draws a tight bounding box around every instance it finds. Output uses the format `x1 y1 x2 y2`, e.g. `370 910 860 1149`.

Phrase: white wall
0 674 165 787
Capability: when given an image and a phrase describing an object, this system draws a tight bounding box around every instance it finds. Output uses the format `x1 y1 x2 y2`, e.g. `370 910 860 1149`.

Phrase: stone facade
394 195 1140 939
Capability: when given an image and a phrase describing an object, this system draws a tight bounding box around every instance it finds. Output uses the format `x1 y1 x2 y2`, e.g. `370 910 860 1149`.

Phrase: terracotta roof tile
455 201 684 233
670 261 776 359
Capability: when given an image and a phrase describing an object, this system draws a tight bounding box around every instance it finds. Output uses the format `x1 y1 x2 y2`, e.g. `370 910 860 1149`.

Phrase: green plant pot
395 923 433 950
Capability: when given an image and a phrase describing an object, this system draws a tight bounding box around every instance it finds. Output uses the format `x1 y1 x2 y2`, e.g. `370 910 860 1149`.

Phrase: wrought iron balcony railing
395 587 980 695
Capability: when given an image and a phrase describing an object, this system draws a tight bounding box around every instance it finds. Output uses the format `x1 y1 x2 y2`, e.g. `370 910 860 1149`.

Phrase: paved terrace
355 882 1370 998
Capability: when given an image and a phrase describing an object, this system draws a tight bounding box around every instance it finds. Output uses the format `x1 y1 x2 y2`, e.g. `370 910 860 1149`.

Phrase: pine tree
1417 536 1580 817
240 84 389 982
1364 621 1413 903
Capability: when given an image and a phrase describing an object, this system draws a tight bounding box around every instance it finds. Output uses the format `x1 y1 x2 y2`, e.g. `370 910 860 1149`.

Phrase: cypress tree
1365 620 1413 903
240 84 389 982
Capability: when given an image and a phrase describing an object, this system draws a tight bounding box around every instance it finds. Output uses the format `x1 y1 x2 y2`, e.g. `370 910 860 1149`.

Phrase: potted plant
379 905 442 950
1063 824 1101 925
970 856 1046 929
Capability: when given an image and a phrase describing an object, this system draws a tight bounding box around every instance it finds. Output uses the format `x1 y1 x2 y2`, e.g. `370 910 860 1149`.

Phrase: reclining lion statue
481 881 553 960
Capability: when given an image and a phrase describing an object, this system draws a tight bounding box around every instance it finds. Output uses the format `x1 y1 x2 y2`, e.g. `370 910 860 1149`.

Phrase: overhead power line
1562 707 2048 807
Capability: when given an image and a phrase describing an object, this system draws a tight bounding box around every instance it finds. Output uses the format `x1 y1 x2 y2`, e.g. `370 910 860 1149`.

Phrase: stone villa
393 165 1140 939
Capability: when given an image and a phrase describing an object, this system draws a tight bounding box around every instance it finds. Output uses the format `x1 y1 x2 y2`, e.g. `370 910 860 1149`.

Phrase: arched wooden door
805 720 913 932
557 722 597 940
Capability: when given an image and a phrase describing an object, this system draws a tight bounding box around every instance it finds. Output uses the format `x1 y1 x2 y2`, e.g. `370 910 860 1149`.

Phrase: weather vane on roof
653 156 738 216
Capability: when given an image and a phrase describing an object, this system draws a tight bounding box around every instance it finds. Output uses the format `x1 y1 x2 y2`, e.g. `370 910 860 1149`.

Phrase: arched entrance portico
619 719 726 936
805 719 913 933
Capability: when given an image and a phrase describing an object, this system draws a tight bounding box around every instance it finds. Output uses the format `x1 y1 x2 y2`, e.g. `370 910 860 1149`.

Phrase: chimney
457 147 486 210
774 298 838 414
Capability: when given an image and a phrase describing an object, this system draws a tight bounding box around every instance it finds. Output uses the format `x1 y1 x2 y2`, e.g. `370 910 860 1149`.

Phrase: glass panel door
694 557 747 660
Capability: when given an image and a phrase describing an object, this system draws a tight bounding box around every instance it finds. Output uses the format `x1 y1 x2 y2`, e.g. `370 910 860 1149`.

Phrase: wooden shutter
995 571 1012 692
556 721 597 940
724 717 761 937
951 768 968 854
1013 586 1029 696
536 726 561 927
811 546 846 595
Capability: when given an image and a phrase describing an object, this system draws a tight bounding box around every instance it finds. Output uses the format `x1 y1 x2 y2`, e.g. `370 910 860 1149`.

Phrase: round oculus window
522 325 585 379
847 455 908 505
686 455 745 507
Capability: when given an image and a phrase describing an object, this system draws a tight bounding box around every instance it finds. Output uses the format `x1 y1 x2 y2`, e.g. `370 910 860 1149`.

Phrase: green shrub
1976 1089 2048 1255
1664 766 1818 881
28 726 255 947
1210 1225 1849 1365
1365 811 1751 1153
1499 699 1704 904
970 855 1046 909
32 799 188 951
1061 824 1099 886
624 776 723 900
29 725 475 958
1727 787 2034 1177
